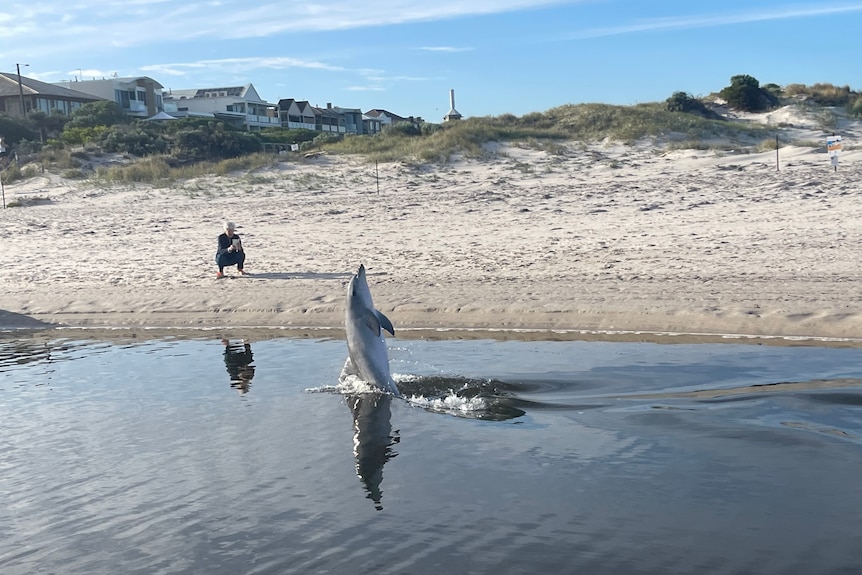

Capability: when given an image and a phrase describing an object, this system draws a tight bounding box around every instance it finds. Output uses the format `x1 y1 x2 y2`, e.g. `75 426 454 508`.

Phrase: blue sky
2 1 861 122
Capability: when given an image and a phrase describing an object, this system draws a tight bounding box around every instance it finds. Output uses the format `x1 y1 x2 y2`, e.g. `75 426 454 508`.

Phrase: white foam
406 391 488 414
304 373 388 395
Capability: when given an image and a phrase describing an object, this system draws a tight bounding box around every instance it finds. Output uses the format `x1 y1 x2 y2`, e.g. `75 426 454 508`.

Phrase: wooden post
775 135 779 171
375 160 380 195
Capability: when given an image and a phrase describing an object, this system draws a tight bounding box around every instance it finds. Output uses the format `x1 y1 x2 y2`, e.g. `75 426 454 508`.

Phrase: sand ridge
2 116 861 341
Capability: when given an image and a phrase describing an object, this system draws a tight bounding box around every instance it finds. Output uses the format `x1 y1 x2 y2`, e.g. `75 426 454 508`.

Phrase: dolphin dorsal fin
375 310 395 336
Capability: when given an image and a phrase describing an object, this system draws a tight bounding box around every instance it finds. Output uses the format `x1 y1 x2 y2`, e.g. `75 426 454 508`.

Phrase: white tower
443 89 462 122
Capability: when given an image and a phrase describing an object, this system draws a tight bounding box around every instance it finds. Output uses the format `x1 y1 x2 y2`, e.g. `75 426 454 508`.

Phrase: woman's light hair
224 221 236 231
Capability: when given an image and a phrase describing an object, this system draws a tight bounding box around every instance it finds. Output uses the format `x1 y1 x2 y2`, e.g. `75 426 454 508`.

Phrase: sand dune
3 107 861 342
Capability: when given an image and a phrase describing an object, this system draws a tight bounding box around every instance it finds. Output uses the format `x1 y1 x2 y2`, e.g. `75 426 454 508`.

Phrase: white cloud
364 74 433 82
140 56 345 77
0 0 579 53
568 3 862 39
416 46 474 52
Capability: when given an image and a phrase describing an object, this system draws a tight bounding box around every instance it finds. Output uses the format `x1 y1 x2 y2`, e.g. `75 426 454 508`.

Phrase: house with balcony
1 72 103 118
313 104 345 134
163 84 278 131
278 99 316 130
53 76 164 118
328 105 364 134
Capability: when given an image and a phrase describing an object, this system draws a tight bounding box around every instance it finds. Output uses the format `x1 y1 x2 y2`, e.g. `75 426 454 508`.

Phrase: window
118 90 131 109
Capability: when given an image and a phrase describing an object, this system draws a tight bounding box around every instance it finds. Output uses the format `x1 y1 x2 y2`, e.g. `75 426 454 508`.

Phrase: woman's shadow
222 339 255 394
238 272 354 281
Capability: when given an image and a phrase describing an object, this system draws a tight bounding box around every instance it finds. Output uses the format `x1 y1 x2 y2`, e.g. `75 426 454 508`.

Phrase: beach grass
319 103 771 162
92 152 281 184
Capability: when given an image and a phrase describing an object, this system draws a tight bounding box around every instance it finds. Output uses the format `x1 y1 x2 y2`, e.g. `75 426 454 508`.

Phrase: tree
67 101 126 128
719 75 778 112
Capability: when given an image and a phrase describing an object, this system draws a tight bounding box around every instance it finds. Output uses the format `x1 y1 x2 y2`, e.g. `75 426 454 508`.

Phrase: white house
53 76 164 118
163 84 278 131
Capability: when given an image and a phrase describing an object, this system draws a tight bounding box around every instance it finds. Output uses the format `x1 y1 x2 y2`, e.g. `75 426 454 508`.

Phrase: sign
827 135 842 171
827 135 842 157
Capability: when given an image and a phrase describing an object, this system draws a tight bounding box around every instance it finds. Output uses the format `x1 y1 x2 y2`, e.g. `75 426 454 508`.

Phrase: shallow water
2 335 862 575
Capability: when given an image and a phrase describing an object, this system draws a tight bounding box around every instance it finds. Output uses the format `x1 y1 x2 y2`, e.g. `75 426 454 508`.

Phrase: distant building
54 76 164 118
443 89 462 122
364 109 423 131
361 114 383 135
329 105 363 135
365 108 408 129
163 84 279 130
1 73 102 117
314 103 343 134
278 99 317 130
279 99 382 135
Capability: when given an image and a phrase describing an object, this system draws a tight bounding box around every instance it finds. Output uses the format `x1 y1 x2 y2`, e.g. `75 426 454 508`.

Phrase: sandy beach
3 109 862 342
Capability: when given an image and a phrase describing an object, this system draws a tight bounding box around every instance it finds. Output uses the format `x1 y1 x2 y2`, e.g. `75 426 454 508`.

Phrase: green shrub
16 139 43 154
98 124 169 156
719 75 778 112
0 115 37 145
665 92 723 120
62 125 109 146
174 123 262 160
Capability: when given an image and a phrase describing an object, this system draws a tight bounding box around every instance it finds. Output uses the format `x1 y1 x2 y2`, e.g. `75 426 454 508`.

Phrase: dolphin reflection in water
346 393 399 510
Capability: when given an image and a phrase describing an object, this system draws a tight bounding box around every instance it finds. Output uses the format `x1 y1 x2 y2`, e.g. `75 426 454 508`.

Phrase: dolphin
342 264 399 395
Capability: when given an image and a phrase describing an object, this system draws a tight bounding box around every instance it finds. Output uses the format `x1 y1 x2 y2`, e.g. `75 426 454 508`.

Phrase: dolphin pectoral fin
363 309 382 336
375 310 395 336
